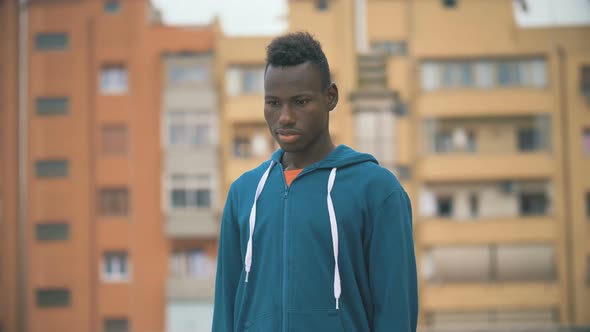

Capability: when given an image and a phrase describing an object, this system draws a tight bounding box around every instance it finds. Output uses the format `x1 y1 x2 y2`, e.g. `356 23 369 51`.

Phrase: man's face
264 62 337 153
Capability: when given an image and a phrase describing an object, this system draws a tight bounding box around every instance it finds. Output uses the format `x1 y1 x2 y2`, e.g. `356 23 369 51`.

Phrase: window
441 62 473 87
394 166 411 181
98 187 129 216
469 193 479 218
519 192 547 216
371 41 408 56
581 66 590 98
434 131 452 153
103 1 120 13
436 195 453 217
104 319 129 332
170 249 214 278
242 69 264 94
167 111 211 147
232 123 273 158
442 0 457 8
103 251 129 282
466 131 476 152
171 189 211 208
168 64 208 83
233 137 250 158
530 59 547 87
100 65 128 94
225 66 265 96
497 61 522 86
421 62 440 91
394 102 408 116
36 97 69 116
170 174 212 210
35 32 68 50
101 124 127 155
316 0 329 10
35 160 68 178
518 127 541 151
583 129 590 155
355 111 395 168
421 59 546 91
36 289 70 307
36 223 69 241
170 124 209 146
475 61 494 88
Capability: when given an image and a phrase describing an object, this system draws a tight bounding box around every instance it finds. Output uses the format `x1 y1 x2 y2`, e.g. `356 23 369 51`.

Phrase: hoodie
212 145 418 332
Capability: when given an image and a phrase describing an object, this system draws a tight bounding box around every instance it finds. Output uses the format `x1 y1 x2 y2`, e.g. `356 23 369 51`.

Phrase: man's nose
278 104 296 126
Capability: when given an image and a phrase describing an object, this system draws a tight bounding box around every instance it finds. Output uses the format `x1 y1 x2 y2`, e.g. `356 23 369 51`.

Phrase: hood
270 144 377 170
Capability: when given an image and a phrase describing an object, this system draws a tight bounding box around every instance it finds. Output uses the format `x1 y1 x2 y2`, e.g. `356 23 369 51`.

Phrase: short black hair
265 32 331 89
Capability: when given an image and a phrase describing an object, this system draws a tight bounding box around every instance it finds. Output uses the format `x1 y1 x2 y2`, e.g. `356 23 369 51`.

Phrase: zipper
279 164 316 332
280 163 288 332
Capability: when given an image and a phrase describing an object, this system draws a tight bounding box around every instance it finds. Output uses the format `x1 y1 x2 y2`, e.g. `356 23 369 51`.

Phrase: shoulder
347 161 404 193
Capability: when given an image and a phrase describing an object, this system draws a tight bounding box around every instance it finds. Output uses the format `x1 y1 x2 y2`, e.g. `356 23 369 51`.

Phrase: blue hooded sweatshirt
213 145 418 332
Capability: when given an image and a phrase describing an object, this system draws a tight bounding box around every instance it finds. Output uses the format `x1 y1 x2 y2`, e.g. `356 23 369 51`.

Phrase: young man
213 32 418 332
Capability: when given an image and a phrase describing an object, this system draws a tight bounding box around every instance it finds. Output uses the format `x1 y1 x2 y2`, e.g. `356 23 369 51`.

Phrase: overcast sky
151 0 288 36
151 0 590 36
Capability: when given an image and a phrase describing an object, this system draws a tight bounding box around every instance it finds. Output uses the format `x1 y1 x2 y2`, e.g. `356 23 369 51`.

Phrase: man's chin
277 142 305 153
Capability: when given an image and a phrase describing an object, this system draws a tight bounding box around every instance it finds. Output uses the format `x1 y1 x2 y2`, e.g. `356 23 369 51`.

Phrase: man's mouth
277 130 301 143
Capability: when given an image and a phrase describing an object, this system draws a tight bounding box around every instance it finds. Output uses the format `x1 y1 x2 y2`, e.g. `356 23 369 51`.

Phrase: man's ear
326 83 339 112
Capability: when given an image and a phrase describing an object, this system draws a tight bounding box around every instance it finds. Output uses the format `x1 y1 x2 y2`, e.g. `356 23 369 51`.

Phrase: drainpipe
354 0 368 54
17 0 29 332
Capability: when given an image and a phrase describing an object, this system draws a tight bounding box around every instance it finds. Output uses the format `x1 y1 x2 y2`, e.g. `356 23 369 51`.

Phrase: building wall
0 1 21 331
564 51 590 324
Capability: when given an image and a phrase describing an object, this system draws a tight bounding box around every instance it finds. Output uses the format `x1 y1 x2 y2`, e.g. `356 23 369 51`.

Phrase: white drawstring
245 161 275 282
327 168 341 309
245 163 341 310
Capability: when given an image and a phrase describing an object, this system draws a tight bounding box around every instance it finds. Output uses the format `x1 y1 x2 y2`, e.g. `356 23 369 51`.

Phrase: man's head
264 32 338 154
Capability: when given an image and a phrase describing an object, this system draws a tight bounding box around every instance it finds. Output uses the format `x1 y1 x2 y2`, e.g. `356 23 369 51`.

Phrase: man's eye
266 100 279 106
294 99 308 105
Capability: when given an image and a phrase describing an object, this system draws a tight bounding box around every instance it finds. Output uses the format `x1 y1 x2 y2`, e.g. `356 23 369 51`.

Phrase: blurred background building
1 0 589 332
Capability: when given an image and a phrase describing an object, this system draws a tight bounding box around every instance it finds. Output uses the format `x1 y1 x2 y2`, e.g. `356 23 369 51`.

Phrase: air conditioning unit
452 127 467 150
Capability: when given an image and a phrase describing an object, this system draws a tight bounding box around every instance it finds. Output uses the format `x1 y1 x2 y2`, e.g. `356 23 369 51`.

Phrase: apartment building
361 0 590 330
0 0 169 331
154 25 220 331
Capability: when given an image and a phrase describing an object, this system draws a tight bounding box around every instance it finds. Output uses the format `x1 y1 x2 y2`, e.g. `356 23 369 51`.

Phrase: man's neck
281 137 335 170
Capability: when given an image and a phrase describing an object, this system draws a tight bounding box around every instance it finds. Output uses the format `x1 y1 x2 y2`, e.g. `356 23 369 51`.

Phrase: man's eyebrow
289 92 314 99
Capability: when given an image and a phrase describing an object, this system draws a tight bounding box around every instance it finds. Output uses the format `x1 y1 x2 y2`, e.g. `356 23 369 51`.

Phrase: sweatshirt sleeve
212 183 242 332
367 189 418 332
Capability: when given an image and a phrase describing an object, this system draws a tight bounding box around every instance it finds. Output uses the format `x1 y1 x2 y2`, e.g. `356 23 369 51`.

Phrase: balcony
418 217 555 246
419 153 553 181
417 89 553 118
356 53 388 91
166 276 215 301
164 145 218 172
165 209 219 238
422 283 560 311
